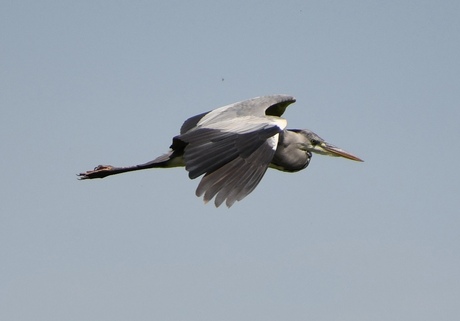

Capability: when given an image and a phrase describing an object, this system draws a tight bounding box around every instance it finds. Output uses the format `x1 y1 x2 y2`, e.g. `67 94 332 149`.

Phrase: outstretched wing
177 95 295 207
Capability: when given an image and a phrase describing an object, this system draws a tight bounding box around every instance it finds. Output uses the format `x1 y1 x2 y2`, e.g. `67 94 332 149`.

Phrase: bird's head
297 129 364 162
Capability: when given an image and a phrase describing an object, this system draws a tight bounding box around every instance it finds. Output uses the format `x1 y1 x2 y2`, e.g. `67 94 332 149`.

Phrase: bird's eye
310 139 319 146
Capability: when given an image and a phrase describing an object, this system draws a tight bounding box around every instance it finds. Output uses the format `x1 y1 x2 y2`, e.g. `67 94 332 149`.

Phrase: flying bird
78 95 363 207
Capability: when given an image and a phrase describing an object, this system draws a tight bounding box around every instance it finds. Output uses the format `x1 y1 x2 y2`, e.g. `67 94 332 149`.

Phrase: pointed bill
320 143 364 162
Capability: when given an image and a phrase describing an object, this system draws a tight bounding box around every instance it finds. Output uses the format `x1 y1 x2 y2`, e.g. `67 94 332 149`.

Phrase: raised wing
179 95 295 134
176 95 296 207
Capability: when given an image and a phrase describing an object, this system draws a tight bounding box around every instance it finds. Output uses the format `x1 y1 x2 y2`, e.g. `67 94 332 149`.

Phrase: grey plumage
79 95 363 207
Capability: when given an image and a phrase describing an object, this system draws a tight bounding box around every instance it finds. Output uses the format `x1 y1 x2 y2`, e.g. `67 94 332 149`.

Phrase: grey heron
78 95 363 207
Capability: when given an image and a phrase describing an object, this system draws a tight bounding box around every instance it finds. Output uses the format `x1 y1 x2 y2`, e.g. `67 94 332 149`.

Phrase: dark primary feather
178 125 281 179
195 136 278 207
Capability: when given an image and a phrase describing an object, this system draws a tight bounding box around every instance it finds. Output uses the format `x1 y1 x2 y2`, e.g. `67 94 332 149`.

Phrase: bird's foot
77 165 114 179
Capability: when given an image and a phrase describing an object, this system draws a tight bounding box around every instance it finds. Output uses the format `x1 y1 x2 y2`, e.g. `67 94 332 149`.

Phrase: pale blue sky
1 1 460 320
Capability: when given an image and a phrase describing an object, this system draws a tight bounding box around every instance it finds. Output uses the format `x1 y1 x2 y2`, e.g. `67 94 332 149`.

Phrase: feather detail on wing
195 135 279 207
179 120 284 179
173 95 295 207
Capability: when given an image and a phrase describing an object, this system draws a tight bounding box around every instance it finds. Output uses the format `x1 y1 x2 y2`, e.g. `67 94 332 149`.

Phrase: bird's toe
77 165 113 179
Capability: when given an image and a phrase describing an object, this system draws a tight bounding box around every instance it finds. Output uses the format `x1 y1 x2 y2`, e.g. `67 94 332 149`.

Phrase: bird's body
79 95 363 207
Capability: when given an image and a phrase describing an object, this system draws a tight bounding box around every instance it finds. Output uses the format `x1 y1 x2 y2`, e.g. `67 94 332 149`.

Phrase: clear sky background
1 1 459 320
